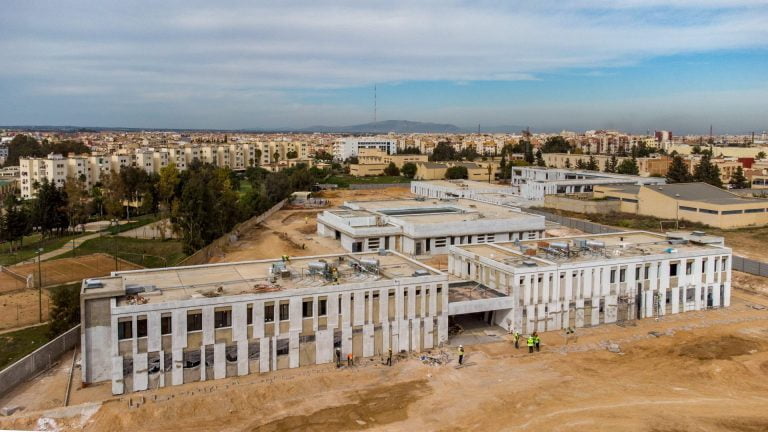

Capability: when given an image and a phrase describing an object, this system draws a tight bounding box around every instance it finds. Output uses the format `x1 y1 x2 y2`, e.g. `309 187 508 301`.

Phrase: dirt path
3 290 768 431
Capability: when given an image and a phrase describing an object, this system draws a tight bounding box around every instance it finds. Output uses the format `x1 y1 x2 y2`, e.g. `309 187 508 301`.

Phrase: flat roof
414 180 514 191
345 198 539 223
86 252 440 306
645 183 768 206
453 231 725 267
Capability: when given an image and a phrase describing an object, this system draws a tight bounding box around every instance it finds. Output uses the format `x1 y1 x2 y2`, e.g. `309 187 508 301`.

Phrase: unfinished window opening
318 299 328 316
247 306 253 325
279 302 290 321
136 317 148 338
670 263 679 277
214 309 232 328
302 300 313 318
264 304 275 322
368 238 380 249
117 320 132 340
161 315 172 335
187 312 203 332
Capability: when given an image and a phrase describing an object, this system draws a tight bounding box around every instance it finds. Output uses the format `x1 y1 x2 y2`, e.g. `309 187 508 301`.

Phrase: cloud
0 1 767 128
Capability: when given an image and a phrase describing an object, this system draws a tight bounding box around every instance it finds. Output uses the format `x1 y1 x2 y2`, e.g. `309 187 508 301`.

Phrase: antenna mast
374 85 377 123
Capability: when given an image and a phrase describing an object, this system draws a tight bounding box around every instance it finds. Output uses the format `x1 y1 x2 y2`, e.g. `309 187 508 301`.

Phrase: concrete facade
316 198 546 256
448 231 732 334
80 252 449 394
510 167 666 201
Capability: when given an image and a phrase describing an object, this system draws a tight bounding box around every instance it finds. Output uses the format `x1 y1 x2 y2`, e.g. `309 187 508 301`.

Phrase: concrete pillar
289 331 300 368
411 318 421 351
671 287 680 314
591 296 600 325
526 305 536 334
232 302 247 342
202 306 214 345
407 286 417 319
605 295 618 324
253 301 264 339
575 299 585 328
172 349 183 385
363 324 374 357
259 338 270 372
423 318 434 349
213 343 226 380
172 309 187 350
437 315 449 345
200 345 206 381
326 293 339 329
237 340 249 376
341 326 352 357
315 329 333 364
112 356 124 395
536 304 547 332
353 292 365 326
147 311 161 352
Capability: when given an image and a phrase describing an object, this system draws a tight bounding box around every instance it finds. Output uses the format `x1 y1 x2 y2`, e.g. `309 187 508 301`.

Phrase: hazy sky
1 0 767 133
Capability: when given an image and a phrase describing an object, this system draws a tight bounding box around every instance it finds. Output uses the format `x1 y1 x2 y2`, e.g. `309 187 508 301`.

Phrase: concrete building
349 148 428 176
316 198 546 256
511 167 665 201
592 183 768 229
80 251 449 394
410 180 528 207
333 137 399 161
448 231 732 334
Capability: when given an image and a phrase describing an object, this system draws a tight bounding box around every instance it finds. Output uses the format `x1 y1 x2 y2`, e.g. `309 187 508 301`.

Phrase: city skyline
2 1 768 133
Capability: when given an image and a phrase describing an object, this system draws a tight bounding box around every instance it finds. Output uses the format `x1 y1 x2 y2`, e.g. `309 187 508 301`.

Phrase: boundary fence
179 199 288 266
529 208 768 278
0 325 80 396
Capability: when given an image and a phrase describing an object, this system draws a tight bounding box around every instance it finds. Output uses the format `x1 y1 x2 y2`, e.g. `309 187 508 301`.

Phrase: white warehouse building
333 137 399 161
316 198 547 256
510 167 666 201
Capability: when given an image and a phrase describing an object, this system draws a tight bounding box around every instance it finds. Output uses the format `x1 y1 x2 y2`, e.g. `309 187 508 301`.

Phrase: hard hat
459 345 463 348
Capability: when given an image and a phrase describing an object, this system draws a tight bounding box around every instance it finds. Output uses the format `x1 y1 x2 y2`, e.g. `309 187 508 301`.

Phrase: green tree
398 146 421 154
31 179 69 238
0 190 31 253
430 142 457 161
48 283 81 337
253 149 263 165
692 153 723 188
523 141 535 164
756 151 766 160
535 149 545 167
401 162 417 178
586 156 599 171
64 176 89 233
286 150 298 159
616 157 640 175
158 163 181 212
313 150 334 161
564 158 571 169
604 155 618 173
5 134 44 166
666 155 692 183
541 136 571 153
728 166 749 189
445 166 468 179
383 162 400 176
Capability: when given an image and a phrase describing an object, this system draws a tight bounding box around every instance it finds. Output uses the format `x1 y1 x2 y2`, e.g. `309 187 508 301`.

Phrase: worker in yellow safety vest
527 335 535 354
534 332 541 352
457 345 465 365
513 331 521 349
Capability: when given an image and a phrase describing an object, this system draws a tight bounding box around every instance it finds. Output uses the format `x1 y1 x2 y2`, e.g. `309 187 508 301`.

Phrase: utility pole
374 85 377 124
37 248 43 323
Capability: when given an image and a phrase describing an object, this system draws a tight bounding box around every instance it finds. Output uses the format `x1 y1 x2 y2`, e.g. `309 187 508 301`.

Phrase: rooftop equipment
84 279 103 289
586 240 605 249
412 269 430 277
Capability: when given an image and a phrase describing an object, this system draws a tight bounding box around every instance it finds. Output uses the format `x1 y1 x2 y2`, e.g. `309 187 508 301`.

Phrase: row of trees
0 159 330 255
665 153 729 188
3 135 91 167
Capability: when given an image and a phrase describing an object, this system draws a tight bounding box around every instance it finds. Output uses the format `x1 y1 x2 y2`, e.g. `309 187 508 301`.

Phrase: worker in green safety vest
527 335 534 354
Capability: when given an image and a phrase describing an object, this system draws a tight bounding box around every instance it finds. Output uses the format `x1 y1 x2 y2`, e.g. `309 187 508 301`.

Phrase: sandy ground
0 255 142 331
0 290 51 331
117 219 177 240
3 289 768 432
207 187 413 264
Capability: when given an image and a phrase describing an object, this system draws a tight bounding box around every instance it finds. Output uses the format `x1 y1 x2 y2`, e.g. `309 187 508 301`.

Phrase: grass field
106 214 159 235
60 236 187 268
0 324 51 370
325 175 411 187
0 233 86 266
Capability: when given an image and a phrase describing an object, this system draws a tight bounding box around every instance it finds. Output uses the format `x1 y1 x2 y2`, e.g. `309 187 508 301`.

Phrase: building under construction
448 231 732 333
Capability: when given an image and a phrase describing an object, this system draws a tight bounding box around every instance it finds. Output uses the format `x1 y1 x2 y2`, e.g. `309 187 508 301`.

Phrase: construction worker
387 348 393 366
304 216 309 224
347 353 353 367
513 330 521 349
534 332 541 352
527 334 534 353
457 345 465 365
335 347 341 368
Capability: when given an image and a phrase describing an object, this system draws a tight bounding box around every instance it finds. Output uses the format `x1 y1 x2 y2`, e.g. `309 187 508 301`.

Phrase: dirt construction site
207 187 413 264
1 289 768 431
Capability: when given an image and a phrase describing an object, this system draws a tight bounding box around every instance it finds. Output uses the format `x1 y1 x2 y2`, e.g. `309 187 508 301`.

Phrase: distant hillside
300 120 463 133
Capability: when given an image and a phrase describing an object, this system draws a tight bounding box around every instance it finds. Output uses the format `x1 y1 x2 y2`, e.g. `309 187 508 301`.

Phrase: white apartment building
448 231 732 334
80 252 449 394
316 198 546 256
17 142 314 198
333 137 399 161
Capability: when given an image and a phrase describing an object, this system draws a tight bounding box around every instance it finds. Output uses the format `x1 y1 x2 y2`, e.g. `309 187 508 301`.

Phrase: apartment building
448 231 732 334
316 198 546 256
80 252 449 394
